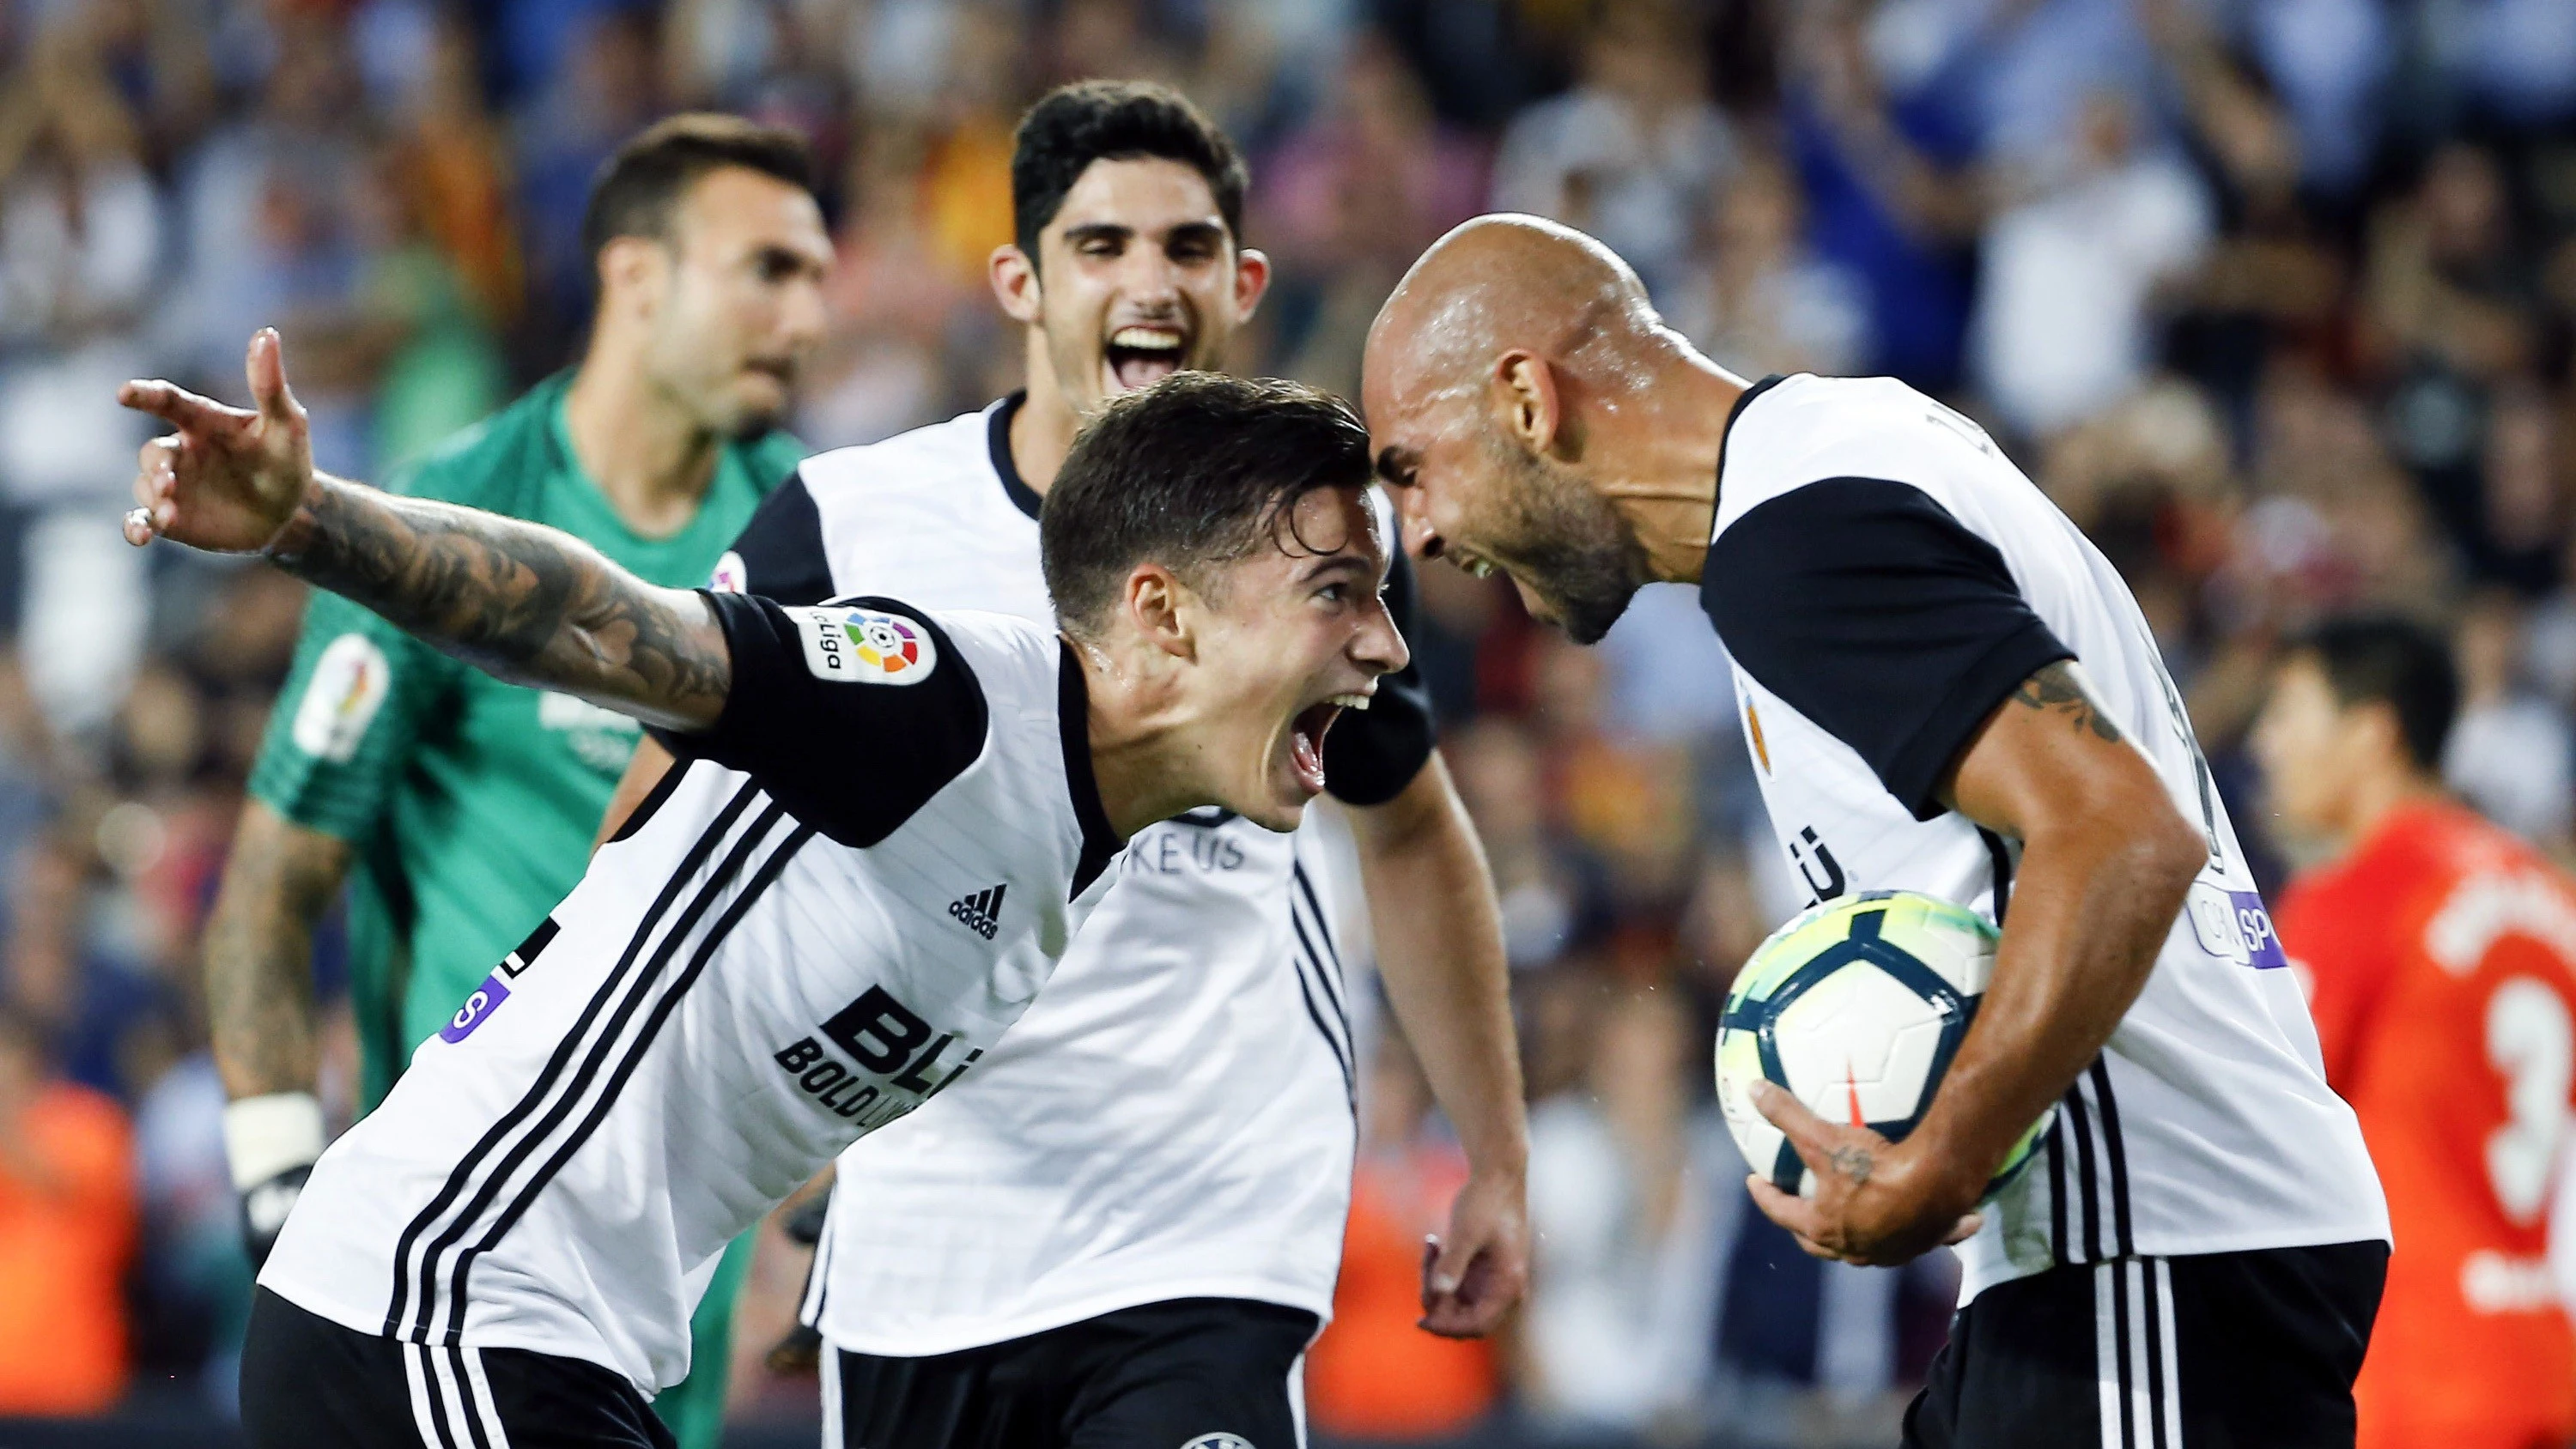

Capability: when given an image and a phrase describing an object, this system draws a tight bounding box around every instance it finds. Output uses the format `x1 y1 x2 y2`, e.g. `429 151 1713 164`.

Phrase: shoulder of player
781 594 1066 708
732 427 811 492
380 380 568 510
1716 374 1999 531
792 407 998 512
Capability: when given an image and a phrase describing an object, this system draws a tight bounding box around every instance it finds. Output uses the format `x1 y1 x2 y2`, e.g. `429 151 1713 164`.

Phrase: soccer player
122 336 1404 1449
204 115 826 1447
1360 215 2389 1446
607 82 1528 1448
2256 617 2576 1449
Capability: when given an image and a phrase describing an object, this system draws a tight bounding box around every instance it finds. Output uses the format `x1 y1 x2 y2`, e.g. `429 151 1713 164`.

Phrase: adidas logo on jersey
948 884 1005 939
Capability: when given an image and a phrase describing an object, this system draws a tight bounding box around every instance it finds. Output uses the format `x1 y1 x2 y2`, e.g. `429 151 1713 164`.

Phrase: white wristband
223 1092 325 1191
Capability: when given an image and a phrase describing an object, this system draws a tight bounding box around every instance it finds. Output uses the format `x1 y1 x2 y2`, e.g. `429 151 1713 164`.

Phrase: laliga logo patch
792 606 938 685
708 549 749 595
1180 1437 1254 1449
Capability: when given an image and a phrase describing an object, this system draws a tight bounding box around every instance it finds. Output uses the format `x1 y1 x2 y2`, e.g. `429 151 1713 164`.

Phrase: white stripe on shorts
459 1345 513 1449
2096 1258 2186 1448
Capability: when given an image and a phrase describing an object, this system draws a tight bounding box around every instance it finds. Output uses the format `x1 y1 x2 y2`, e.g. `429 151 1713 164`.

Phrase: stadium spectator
1519 985 1714 1442
1307 1033 1502 1446
0 1004 137 1415
1969 88 2214 440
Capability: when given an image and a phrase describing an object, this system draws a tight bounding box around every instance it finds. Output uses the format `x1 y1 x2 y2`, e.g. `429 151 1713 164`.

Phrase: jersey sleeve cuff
1880 624 2075 821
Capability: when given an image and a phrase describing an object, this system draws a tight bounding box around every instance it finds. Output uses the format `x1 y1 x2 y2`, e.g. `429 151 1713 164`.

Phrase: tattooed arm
1749 659 2204 1264
264 481 729 728
118 330 728 729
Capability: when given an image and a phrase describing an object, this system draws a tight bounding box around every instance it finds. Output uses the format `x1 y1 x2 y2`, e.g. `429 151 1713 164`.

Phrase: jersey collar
1709 373 1792 543
1056 640 1124 897
988 392 1043 522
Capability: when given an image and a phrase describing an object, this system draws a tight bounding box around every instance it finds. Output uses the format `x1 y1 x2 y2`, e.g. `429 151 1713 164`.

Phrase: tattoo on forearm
1829 1144 1874 1185
267 478 729 723
2011 661 2121 742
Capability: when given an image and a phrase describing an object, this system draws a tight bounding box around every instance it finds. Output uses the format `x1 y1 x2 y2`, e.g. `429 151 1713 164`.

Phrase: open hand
1418 1164 1529 1337
1744 1080 1983 1267
119 328 315 555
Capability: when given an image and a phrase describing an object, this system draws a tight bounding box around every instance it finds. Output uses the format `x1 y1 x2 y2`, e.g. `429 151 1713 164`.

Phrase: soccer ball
1715 890 2052 1201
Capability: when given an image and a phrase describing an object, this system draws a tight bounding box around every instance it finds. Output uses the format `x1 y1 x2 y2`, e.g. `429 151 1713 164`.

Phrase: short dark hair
581 113 815 264
2292 614 2460 771
1011 82 1248 264
1042 373 1372 637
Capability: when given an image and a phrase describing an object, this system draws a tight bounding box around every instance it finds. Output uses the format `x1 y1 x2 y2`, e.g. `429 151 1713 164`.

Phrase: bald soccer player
1360 215 2389 1448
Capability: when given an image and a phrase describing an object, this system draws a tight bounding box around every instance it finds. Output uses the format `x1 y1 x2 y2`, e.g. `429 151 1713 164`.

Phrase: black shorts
1904 1240 2387 1449
240 1287 675 1449
824 1297 1321 1449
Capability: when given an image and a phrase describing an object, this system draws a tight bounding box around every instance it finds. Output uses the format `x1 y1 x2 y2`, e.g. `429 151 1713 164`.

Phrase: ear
597 236 669 320
1230 246 1273 321
990 244 1042 326
1122 563 1198 663
1494 350 1564 459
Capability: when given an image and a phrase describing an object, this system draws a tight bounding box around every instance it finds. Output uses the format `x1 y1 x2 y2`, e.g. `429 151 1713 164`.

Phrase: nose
1355 591 1412 679
1118 246 1184 310
780 270 829 354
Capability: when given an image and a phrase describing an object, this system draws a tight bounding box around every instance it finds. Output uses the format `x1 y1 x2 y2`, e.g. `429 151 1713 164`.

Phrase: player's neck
1066 637 1218 840
1009 338 1082 499
2336 767 2446 851
1593 351 1744 585
562 355 722 539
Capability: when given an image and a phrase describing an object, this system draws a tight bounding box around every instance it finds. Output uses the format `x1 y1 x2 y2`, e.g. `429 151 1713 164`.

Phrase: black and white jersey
1704 374 2387 1303
716 396 1437 1354
258 590 1126 1394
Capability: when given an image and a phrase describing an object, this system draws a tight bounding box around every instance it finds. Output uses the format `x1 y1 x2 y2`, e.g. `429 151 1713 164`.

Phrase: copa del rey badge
793 605 938 685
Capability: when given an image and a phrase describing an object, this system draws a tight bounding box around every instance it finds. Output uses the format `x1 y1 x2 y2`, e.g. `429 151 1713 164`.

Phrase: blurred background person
2258 615 2576 1449
196 115 824 1449
0 1003 137 1416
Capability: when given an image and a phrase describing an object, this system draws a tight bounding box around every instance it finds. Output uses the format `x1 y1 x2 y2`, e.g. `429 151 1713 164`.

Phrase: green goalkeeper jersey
248 371 804 1108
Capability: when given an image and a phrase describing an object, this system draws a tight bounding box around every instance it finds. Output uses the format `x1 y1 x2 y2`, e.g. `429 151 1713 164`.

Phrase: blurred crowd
8 0 2576 1443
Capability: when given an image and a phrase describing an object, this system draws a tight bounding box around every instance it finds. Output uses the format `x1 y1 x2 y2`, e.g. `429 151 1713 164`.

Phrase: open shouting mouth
1106 324 1188 392
1286 691 1374 796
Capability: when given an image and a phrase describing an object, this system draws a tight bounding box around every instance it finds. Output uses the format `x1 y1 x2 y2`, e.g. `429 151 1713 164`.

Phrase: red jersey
2275 799 2576 1449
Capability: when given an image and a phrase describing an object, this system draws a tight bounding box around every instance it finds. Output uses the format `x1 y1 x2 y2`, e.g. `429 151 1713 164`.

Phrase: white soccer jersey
715 397 1437 1354
258 591 1127 1393
1702 373 2389 1303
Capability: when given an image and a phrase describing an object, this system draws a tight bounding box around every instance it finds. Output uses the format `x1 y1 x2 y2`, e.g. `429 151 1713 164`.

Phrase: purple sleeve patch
2185 882 2288 969
2232 890 2288 969
438 974 511 1042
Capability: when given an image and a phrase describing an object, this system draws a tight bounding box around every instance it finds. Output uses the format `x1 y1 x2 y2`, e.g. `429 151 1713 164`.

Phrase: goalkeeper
202 114 826 1449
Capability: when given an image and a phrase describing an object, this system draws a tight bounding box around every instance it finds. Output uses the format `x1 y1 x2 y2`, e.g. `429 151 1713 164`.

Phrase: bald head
1359 214 1739 646
1363 214 1664 434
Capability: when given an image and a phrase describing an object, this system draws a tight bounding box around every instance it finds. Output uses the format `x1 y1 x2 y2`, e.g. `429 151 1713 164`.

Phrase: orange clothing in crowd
1304 1146 1498 1441
2275 800 2576 1449
0 1082 137 1415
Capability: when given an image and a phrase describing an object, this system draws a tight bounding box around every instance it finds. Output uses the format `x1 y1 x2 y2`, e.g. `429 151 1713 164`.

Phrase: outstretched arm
120 330 730 730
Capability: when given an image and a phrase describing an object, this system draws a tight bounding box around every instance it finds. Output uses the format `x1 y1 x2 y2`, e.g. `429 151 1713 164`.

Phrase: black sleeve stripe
725 468 835 605
1700 476 2073 820
1321 549 1437 807
653 592 989 848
